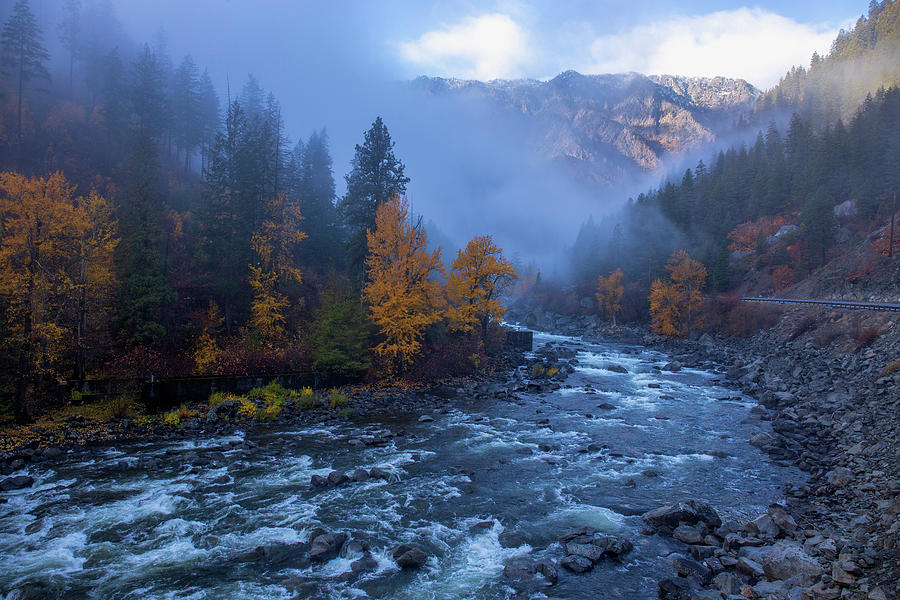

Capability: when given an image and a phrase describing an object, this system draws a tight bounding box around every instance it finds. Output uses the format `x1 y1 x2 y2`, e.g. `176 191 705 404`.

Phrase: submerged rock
560 554 593 573
0 475 34 491
395 547 428 569
309 532 347 562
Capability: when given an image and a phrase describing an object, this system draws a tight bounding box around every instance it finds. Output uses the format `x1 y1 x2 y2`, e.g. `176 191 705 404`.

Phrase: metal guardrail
742 297 900 312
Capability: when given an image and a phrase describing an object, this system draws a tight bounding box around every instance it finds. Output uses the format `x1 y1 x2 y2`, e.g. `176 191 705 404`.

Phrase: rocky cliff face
411 71 759 185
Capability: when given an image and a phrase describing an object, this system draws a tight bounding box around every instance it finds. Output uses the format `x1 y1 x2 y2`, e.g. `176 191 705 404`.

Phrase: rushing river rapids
0 333 801 599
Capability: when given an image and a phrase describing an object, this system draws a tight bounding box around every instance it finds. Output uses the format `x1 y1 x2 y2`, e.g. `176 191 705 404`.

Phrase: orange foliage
446 235 518 341
649 279 682 336
871 230 899 257
649 250 707 337
727 215 789 252
363 195 445 374
666 249 706 333
771 265 794 291
596 268 624 325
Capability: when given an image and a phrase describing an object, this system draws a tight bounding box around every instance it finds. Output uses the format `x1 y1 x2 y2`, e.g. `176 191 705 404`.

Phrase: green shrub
246 381 299 404
299 386 318 409
104 394 139 420
328 390 349 409
530 364 546 378
237 398 258 418
258 398 284 421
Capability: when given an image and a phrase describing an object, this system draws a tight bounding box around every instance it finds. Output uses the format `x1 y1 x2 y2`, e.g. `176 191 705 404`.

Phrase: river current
0 332 800 599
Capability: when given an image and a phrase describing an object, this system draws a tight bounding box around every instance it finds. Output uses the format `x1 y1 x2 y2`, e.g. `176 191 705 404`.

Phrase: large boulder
642 499 722 533
741 541 823 583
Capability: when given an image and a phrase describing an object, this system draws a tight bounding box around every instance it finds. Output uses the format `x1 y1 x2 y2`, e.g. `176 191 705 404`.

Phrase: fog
10 0 856 271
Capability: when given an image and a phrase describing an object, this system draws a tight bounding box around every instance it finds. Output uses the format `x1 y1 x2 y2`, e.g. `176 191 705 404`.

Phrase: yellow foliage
0 172 117 389
208 391 242 407
163 404 196 427
649 279 683 337
446 234 518 340
363 195 445 373
596 268 624 326
193 301 223 374
248 193 307 344
237 398 258 418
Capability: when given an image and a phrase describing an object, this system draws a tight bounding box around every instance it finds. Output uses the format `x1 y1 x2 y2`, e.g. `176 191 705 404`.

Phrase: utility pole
891 189 896 258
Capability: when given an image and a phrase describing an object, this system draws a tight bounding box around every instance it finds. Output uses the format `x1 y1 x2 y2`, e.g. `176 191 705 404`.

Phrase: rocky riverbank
0 349 528 483
509 307 899 599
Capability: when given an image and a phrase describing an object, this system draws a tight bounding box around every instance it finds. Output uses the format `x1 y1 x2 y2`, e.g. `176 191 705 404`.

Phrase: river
0 332 801 599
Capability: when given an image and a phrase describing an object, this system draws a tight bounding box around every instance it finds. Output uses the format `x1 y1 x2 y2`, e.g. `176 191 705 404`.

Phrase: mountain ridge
411 70 759 185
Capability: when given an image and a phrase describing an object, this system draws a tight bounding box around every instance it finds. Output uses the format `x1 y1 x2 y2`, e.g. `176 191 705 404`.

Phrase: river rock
350 552 379 573
672 556 712 584
662 361 682 372
606 364 628 373
395 547 428 569
673 525 704 545
740 541 823 582
502 557 536 580
1 475 34 491
326 470 348 486
310 474 328 487
560 554 593 573
642 499 722 533
746 514 779 538
309 532 347 562
250 542 310 568
350 468 369 482
498 531 525 548
736 556 765 578
535 559 559 583
206 400 240 423
566 542 605 562
713 571 742 595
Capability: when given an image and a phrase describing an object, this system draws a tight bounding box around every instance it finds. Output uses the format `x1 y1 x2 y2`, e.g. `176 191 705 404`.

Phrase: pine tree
340 117 409 281
1 0 51 145
296 129 340 272
171 54 201 170
115 136 175 346
197 68 220 172
130 44 169 139
57 0 81 91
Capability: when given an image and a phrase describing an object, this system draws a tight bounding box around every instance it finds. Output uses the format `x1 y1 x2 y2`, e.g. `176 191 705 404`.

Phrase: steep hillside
758 0 900 126
412 71 758 185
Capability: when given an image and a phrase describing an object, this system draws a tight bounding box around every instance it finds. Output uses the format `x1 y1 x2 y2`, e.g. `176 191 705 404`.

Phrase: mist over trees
0 0 522 423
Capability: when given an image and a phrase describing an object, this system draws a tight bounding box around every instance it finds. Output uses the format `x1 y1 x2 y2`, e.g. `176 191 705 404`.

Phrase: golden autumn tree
363 195 444 374
649 250 707 337
248 193 306 343
596 268 624 326
666 249 707 334
649 279 682 336
0 172 117 422
446 235 518 343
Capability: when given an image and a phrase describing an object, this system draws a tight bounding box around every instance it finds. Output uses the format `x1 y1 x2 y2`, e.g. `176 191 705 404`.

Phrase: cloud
582 7 842 88
396 13 534 81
